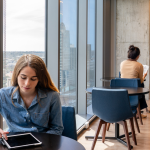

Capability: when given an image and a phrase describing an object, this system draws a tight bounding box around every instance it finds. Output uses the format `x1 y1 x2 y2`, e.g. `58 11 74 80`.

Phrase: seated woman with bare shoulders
0 55 63 140
120 45 149 117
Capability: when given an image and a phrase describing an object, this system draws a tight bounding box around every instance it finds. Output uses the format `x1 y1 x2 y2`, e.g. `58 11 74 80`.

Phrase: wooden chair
91 88 137 150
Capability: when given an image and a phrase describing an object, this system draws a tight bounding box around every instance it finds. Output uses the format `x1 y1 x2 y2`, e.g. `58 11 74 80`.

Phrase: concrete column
116 0 149 98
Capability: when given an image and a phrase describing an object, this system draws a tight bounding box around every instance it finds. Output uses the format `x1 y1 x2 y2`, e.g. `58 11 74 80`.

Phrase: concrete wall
116 0 149 98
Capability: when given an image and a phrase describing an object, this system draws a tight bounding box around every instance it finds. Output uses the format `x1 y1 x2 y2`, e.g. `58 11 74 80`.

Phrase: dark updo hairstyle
128 45 140 59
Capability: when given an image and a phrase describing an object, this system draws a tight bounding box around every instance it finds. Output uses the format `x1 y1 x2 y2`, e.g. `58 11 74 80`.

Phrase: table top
86 86 150 96
100 77 146 82
0 132 85 150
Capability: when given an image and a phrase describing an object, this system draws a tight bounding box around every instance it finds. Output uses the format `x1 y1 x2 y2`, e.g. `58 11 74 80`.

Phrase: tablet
2 133 42 149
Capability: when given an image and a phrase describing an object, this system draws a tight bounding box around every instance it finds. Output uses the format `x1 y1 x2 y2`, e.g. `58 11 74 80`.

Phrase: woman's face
17 66 39 95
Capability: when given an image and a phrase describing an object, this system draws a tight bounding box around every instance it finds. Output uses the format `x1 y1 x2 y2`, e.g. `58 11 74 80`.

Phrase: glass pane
60 0 77 111
87 0 96 114
3 0 45 130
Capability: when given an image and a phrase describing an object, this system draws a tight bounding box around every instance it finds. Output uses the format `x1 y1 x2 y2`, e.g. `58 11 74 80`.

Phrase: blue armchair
91 89 137 150
62 106 77 141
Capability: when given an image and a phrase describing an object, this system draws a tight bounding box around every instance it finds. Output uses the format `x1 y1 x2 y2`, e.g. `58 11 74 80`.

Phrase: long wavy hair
11 54 59 100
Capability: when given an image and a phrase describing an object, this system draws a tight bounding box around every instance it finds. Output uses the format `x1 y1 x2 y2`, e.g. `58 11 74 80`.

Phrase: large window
87 0 96 114
3 0 45 130
1 0 103 132
59 0 77 110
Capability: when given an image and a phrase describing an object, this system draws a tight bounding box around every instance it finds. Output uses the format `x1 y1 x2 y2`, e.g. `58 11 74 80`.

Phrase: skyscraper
60 22 70 91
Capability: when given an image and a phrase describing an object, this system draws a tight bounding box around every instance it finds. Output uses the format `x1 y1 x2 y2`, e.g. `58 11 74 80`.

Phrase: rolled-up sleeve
46 92 64 135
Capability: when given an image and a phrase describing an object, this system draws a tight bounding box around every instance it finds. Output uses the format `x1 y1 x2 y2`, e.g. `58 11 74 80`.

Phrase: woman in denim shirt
0 55 63 140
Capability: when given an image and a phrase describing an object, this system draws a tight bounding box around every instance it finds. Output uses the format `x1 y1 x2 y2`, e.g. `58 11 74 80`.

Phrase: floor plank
78 100 150 150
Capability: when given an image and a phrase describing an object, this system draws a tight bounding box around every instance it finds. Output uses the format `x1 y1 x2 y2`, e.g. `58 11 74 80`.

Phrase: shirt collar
12 87 20 101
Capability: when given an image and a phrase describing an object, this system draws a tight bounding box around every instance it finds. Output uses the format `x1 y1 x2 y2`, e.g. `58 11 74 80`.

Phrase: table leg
115 123 133 148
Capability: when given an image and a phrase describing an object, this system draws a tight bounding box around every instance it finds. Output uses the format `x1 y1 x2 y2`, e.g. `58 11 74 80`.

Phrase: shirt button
28 120 30 122
27 113 28 115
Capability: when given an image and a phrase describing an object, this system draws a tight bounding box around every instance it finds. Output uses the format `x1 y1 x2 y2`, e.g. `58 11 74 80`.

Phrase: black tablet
2 133 42 149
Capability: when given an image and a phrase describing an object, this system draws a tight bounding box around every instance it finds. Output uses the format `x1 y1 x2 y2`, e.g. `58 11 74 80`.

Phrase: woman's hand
0 129 9 140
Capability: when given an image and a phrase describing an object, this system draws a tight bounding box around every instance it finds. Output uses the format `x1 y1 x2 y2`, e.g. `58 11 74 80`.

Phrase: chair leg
133 116 140 133
120 120 131 150
137 103 143 125
106 123 110 131
91 119 105 150
102 123 107 143
129 118 137 145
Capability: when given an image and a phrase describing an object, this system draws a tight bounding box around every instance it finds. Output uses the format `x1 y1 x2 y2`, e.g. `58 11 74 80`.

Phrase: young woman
0 54 63 140
120 45 148 117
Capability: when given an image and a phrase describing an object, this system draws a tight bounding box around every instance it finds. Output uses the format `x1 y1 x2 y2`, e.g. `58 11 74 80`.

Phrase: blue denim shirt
0 86 63 135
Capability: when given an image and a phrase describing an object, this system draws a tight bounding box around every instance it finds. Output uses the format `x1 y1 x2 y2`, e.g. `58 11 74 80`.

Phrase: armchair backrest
110 78 141 88
62 106 77 141
92 89 133 123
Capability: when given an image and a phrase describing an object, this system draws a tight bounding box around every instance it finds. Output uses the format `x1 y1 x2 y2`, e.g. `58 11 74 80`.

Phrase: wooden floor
78 100 150 150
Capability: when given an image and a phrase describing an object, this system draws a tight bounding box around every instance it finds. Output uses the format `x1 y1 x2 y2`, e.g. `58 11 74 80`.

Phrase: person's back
120 60 143 82
120 45 146 84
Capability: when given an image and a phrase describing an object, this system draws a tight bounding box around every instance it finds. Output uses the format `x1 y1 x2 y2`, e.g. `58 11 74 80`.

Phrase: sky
5 0 45 51
61 0 77 47
62 0 95 50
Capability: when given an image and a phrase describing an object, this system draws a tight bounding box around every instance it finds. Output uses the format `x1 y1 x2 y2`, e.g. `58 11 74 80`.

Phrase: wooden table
85 86 150 149
0 132 85 150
